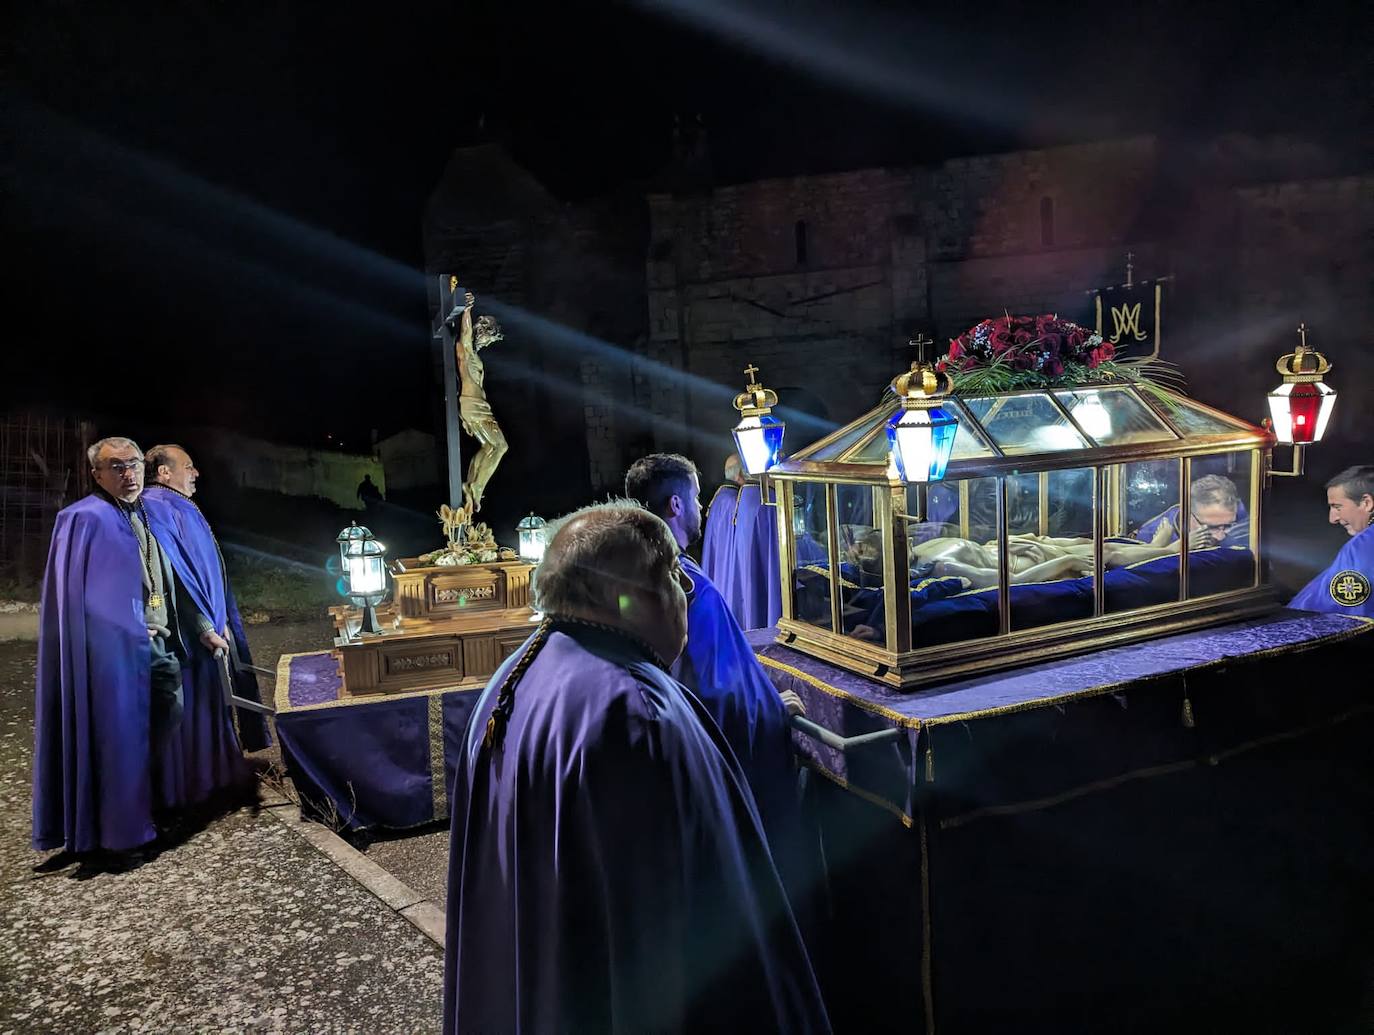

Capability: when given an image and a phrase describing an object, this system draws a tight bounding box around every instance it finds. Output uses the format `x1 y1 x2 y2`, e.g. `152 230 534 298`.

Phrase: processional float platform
331 557 538 697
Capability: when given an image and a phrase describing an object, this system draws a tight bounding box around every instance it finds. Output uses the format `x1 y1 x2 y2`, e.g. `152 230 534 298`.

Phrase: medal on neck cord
121 498 164 610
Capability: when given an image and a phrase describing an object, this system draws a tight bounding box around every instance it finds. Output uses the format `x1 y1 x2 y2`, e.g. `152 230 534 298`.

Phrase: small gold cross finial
1297 322 1308 349
1125 251 1135 288
910 333 933 363
744 363 759 382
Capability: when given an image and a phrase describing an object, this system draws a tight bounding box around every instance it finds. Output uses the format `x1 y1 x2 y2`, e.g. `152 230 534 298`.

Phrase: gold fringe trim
274 650 482 713
800 564 860 590
800 759 914 828
759 614 1373 736
757 654 922 728
428 693 448 822
920 811 937 1035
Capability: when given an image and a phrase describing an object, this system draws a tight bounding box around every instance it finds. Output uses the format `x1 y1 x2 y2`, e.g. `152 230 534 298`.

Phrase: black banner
1084 280 1164 361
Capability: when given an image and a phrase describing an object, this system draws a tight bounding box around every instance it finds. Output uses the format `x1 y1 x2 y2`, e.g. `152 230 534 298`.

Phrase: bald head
724 453 744 486
534 500 690 664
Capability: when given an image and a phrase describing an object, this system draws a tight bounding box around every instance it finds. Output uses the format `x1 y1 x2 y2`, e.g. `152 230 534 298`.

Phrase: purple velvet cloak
673 556 815 910
143 484 270 753
1288 525 1374 617
702 483 740 591
32 494 156 853
730 482 784 631
443 622 829 1034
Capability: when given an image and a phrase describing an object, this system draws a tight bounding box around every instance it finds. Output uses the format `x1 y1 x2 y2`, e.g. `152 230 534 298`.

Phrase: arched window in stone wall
795 219 809 266
1040 197 1055 247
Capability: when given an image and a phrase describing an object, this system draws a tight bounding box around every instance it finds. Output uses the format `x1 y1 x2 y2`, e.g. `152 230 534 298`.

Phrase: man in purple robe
702 451 744 595
625 455 815 913
144 442 265 795
444 501 829 1033
1288 465 1374 616
32 436 226 857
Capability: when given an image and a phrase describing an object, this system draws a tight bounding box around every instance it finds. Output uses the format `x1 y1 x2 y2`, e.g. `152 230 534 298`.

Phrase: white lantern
516 513 547 563
337 522 387 635
886 361 959 483
731 364 786 476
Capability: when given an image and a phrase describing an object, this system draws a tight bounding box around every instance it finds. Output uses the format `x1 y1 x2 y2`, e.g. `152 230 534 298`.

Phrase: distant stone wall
196 430 383 511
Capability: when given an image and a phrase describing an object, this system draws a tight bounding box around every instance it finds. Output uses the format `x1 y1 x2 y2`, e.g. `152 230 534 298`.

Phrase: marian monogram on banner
1083 253 1166 362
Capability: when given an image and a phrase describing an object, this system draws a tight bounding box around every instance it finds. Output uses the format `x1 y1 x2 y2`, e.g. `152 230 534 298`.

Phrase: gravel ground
0 622 447 1034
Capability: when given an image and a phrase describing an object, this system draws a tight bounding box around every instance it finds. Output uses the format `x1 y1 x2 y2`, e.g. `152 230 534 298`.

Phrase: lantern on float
886 360 959 483
1268 323 1336 445
732 364 786 476
516 513 547 563
337 521 387 635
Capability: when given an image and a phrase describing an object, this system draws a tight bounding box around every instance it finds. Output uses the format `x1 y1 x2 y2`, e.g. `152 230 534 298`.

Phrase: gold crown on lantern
1274 323 1332 384
733 364 779 417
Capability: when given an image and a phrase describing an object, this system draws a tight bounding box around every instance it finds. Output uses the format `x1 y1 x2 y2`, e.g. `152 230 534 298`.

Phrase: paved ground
0 621 446 1034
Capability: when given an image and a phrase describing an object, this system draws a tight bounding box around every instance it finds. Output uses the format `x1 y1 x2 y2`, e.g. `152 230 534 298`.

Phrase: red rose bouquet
936 313 1177 397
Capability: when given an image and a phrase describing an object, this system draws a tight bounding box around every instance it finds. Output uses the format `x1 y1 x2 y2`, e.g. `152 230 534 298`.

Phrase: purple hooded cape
32 494 157 853
729 482 784 631
443 621 829 1034
143 484 270 752
1287 525 1374 617
701 483 739 592
673 556 816 911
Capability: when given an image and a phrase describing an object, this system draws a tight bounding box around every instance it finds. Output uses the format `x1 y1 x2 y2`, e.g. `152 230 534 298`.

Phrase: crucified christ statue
455 291 507 519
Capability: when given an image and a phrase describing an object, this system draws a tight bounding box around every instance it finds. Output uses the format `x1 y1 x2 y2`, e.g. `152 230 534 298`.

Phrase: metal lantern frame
338 521 388 635
732 364 786 477
886 361 960 483
1266 324 1336 478
516 513 548 563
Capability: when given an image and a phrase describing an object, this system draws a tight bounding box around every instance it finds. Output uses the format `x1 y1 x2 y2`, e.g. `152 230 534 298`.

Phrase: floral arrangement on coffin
936 313 1183 400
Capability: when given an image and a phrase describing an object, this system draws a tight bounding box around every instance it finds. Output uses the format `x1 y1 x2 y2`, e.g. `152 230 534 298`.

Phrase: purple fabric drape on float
32 495 157 853
273 654 482 831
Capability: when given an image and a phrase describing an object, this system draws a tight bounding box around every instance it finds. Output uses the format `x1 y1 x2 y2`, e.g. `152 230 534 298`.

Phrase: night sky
5 1 1370 444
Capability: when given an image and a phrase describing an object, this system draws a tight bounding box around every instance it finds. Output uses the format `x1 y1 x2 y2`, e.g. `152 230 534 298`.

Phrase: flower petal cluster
938 314 1116 380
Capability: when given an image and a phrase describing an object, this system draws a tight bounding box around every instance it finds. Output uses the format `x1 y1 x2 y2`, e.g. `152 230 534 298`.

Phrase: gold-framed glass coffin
768 384 1274 688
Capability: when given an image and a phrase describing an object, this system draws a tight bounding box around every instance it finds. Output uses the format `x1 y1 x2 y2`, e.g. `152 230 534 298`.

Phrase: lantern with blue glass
516 513 548 563
337 521 388 635
732 364 786 476
886 357 959 483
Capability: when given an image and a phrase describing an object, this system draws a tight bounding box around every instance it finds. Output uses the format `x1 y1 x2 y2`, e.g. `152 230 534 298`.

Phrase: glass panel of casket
962 393 1090 455
1185 450 1258 600
791 480 835 632
1053 387 1179 447
905 475 1004 648
835 484 888 649
1105 458 1183 613
1005 467 1097 631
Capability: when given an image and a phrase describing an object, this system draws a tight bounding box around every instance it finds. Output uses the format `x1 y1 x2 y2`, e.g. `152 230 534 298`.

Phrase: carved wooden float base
329 558 538 697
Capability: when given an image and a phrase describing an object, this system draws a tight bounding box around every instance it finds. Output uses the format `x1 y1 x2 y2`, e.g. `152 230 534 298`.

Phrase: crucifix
431 275 468 510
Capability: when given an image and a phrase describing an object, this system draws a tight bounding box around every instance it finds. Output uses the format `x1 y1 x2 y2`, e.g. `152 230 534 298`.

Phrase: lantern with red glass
1267 324 1335 446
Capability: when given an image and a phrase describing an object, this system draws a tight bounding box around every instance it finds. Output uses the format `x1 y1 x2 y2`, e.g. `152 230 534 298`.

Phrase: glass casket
769 384 1274 688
